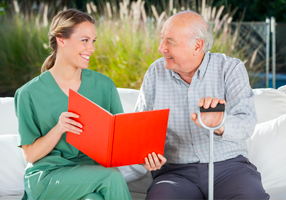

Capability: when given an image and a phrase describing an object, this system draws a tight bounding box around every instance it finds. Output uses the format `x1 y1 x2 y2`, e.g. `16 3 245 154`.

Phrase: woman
15 9 165 200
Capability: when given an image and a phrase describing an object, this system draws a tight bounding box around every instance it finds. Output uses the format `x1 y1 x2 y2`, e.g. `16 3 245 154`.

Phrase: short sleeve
14 89 42 147
110 84 124 115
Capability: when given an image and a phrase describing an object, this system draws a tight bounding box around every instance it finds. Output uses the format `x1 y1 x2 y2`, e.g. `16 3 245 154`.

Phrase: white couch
1 87 286 200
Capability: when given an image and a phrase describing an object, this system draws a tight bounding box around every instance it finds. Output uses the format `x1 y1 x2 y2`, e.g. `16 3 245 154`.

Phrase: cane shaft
208 129 214 200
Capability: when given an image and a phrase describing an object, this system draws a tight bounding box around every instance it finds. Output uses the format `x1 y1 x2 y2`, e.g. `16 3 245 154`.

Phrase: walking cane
197 103 226 200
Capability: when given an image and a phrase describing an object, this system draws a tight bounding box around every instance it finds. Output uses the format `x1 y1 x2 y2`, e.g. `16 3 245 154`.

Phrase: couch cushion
117 88 139 113
0 196 22 200
253 88 286 124
265 186 286 200
0 98 18 135
127 171 151 195
247 114 286 189
277 85 286 93
0 135 26 197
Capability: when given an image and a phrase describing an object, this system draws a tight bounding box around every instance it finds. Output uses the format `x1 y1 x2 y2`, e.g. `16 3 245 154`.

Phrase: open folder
66 89 170 167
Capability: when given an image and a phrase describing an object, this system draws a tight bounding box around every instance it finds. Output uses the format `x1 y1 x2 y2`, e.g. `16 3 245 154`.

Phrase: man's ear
194 39 204 55
56 37 65 47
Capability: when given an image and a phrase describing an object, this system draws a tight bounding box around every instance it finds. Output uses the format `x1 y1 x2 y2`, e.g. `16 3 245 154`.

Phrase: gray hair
189 21 213 53
176 11 213 53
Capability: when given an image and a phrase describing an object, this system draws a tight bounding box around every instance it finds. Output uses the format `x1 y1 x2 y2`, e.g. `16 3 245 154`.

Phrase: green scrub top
14 69 124 199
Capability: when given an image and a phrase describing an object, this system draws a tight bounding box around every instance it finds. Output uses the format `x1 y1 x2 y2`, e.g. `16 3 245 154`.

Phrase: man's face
158 19 196 74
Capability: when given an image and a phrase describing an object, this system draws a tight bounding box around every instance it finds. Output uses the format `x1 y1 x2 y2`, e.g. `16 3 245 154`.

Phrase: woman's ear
56 36 65 47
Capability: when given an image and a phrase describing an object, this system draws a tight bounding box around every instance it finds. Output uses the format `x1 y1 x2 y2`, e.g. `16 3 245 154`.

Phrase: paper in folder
66 89 169 167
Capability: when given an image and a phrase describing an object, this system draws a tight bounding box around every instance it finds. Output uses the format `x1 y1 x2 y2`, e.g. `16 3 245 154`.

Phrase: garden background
1 0 286 97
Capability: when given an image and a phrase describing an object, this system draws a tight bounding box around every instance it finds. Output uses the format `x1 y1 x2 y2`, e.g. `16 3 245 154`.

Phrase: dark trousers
146 155 270 200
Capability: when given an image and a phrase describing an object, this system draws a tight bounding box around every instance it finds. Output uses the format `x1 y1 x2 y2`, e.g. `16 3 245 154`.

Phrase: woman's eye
82 39 88 42
93 40 96 43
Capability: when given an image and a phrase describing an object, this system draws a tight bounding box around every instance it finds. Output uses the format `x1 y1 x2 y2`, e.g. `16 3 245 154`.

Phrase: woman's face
61 21 96 69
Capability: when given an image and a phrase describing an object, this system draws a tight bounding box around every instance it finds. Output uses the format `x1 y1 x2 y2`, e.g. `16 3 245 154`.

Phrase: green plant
89 21 161 89
87 0 263 89
0 14 50 96
0 0 264 96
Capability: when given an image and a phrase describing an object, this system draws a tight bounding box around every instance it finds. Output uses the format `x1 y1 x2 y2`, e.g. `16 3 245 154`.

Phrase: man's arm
191 61 256 141
221 61 257 141
134 69 154 112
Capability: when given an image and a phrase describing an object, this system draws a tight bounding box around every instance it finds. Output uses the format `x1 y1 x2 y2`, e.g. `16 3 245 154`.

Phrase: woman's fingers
64 123 82 135
66 118 83 128
63 112 83 128
57 112 82 135
64 112 80 118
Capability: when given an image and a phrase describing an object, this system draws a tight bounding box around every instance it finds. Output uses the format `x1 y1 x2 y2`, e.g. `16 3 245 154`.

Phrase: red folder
66 89 169 167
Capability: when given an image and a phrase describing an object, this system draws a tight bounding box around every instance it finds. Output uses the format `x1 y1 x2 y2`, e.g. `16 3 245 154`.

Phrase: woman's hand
142 152 167 171
55 112 83 135
22 112 83 163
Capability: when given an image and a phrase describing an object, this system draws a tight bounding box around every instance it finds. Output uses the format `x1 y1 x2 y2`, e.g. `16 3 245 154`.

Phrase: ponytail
41 51 56 73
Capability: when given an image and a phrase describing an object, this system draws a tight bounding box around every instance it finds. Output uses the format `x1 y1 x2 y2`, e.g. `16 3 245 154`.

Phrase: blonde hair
41 9 95 73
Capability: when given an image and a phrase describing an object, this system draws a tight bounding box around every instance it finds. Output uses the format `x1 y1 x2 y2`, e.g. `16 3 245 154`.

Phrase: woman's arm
22 112 82 163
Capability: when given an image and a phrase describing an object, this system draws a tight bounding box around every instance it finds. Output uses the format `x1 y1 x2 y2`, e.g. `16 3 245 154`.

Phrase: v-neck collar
41 69 86 101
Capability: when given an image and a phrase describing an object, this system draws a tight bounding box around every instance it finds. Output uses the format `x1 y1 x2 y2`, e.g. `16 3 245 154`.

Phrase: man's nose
158 42 168 54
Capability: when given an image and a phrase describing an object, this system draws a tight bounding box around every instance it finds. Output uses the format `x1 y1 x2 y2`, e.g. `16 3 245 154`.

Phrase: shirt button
194 130 197 133
191 108 195 111
189 88 193 91
198 149 201 153
200 77 203 79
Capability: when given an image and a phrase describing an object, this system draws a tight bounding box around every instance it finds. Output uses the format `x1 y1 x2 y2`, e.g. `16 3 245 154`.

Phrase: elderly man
135 11 270 199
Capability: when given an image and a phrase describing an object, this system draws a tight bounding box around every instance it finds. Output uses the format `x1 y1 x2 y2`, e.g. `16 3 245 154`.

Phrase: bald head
163 11 213 53
167 11 207 28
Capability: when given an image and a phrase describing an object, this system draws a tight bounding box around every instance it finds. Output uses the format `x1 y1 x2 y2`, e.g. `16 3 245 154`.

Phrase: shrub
0 0 263 96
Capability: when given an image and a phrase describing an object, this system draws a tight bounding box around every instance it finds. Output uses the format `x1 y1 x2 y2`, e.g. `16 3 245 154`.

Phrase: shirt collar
197 51 210 80
171 70 181 80
170 51 211 81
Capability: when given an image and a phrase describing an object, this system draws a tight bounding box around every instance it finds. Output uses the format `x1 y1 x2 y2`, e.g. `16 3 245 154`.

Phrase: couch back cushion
0 98 18 136
0 135 26 196
0 98 25 196
277 85 286 93
253 88 286 124
117 88 139 113
247 114 286 189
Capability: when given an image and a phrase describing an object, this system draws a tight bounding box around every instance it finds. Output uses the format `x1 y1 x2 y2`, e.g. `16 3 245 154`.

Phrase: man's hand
142 152 167 171
191 97 225 135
